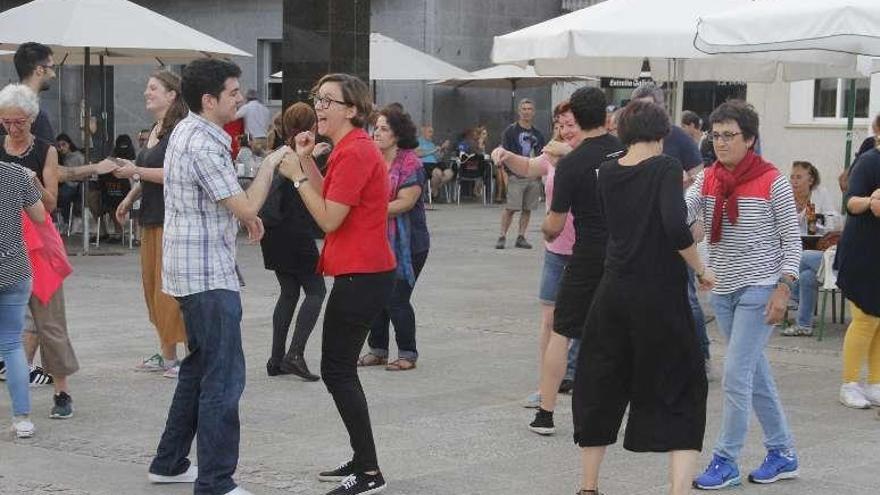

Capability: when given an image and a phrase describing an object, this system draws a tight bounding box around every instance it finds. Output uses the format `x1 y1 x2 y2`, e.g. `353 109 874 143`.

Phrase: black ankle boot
280 354 320 381
266 358 289 377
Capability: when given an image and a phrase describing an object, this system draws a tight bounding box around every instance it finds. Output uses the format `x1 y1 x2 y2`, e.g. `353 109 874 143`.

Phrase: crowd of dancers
1 40 880 495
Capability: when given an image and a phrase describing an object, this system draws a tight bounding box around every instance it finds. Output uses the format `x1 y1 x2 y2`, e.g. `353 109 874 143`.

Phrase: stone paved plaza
1 204 879 495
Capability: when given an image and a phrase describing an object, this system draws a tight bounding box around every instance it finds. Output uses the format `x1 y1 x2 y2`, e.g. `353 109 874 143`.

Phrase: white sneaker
11 417 34 438
840 382 871 409
224 487 253 495
148 464 198 483
862 384 880 407
162 365 180 379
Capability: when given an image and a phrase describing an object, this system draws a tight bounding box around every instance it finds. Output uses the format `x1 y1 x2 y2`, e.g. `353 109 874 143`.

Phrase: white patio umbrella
369 33 470 81
491 0 873 120
269 33 470 82
694 0 880 177
432 64 594 117
0 0 250 254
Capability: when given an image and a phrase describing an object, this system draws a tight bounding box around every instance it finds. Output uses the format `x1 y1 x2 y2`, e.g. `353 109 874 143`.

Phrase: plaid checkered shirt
162 112 243 297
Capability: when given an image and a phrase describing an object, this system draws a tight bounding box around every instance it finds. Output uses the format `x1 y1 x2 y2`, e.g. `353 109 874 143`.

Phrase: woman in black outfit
573 100 715 495
259 101 326 381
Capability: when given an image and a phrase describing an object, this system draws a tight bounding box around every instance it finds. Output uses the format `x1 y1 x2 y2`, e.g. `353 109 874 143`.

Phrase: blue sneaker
748 449 799 484
693 454 741 490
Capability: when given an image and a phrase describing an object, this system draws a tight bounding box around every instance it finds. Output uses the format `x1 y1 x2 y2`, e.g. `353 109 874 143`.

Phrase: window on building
812 78 870 119
259 40 283 104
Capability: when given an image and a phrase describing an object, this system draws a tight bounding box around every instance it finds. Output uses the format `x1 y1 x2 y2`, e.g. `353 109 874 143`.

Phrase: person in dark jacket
259 101 327 381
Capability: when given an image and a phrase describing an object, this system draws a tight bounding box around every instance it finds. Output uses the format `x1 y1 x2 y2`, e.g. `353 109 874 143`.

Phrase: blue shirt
663 125 702 171
417 137 439 164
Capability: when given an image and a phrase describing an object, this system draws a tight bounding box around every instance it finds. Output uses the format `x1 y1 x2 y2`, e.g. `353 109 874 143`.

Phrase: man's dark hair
380 103 419 150
681 110 701 129
569 86 607 131
709 99 759 142
181 59 242 114
617 100 671 146
14 42 53 81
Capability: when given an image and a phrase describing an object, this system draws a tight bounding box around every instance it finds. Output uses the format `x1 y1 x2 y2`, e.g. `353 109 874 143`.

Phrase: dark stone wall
282 0 371 107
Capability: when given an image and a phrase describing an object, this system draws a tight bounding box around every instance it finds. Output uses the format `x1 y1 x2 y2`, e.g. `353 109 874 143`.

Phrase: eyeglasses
710 131 742 143
0 118 29 128
310 93 350 110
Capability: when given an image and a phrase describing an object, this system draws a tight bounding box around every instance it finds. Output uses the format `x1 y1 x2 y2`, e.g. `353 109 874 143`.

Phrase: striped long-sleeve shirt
685 166 801 295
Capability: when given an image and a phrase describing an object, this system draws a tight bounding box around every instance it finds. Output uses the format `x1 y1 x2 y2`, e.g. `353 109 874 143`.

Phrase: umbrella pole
100 55 108 156
510 79 518 121
842 78 857 211
82 47 91 255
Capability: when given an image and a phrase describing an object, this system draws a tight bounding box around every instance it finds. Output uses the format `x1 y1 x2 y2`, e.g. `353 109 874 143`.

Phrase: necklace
4 135 35 158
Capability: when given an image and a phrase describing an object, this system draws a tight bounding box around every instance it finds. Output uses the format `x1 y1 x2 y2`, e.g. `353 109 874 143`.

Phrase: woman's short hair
312 73 372 128
792 160 821 189
617 100 671 146
0 83 39 119
553 99 571 119
379 104 419 150
282 102 317 142
709 100 759 143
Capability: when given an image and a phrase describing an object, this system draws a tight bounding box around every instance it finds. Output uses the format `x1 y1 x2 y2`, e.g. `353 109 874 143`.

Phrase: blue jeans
0 278 32 417
792 250 823 328
369 251 428 361
150 289 245 495
688 267 710 360
711 285 794 461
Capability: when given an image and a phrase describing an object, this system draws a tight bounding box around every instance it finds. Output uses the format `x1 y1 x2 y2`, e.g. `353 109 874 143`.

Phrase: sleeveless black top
0 136 52 183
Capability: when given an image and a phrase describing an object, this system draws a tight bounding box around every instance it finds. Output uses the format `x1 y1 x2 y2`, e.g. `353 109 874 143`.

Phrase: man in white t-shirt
234 89 272 156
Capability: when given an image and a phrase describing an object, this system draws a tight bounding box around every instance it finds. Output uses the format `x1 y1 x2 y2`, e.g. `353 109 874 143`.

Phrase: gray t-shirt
0 161 42 289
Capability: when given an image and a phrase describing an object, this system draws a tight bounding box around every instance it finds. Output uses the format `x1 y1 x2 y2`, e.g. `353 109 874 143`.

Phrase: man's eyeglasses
1 118 29 128
310 93 350 109
710 131 742 143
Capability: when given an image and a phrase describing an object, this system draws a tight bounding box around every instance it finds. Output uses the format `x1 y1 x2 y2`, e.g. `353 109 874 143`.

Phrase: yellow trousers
842 302 880 383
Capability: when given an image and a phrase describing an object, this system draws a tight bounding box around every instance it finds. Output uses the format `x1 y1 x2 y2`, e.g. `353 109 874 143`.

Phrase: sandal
357 353 387 367
385 358 416 371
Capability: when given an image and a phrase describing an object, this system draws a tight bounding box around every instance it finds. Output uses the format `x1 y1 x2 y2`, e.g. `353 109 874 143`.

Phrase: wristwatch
293 176 309 189
132 173 141 182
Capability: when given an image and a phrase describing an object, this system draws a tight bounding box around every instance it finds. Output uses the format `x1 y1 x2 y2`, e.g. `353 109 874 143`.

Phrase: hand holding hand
294 131 316 158
243 216 264 243
543 140 572 157
263 145 292 169
490 146 507 165
94 159 119 175
764 285 790 325
113 160 137 179
278 153 304 181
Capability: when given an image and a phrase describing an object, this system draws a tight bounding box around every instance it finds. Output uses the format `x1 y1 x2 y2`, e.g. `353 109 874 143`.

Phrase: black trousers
321 270 395 473
271 270 326 363
573 273 707 452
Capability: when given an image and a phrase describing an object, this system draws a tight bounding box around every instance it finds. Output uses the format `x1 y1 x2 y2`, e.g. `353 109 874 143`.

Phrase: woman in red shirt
279 73 395 495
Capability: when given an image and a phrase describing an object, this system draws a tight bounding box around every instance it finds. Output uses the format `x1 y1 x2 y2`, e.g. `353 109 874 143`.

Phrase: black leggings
271 271 326 362
321 271 395 473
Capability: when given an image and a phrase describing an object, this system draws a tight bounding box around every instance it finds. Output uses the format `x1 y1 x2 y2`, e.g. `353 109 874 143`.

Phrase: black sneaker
30 365 54 386
319 460 356 482
529 408 555 435
495 236 506 249
50 391 74 419
0 359 6 381
325 472 386 495
515 235 533 249
558 378 574 394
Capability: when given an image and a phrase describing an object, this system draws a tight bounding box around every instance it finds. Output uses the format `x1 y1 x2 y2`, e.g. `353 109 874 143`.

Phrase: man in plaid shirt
147 58 290 495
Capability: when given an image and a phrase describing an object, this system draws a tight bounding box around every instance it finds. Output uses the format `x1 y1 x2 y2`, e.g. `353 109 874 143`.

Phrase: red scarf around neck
710 151 776 244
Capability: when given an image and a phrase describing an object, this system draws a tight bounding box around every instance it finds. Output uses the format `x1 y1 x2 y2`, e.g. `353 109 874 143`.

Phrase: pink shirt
539 155 576 255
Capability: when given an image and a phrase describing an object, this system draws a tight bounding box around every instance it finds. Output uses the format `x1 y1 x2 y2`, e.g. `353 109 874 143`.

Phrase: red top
317 128 396 276
223 118 244 159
